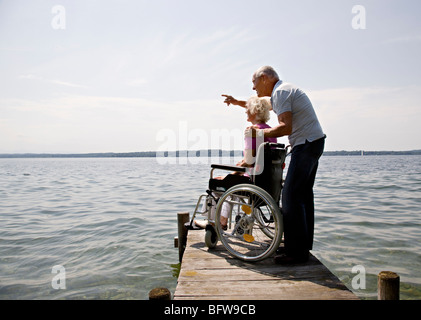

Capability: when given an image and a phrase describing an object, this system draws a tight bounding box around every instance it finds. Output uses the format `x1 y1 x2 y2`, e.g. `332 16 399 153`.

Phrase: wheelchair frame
189 142 288 262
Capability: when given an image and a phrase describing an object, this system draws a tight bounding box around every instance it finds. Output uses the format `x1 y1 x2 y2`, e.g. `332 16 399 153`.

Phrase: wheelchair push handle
267 142 285 149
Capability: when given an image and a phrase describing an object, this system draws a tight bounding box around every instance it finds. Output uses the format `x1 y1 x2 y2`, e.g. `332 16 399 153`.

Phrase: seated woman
218 96 277 228
238 96 277 169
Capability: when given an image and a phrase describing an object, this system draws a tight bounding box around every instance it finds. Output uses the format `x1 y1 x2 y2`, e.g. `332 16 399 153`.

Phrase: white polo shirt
271 80 324 148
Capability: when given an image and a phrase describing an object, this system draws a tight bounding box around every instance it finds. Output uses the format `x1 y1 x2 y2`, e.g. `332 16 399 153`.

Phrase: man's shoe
275 246 286 255
274 253 309 265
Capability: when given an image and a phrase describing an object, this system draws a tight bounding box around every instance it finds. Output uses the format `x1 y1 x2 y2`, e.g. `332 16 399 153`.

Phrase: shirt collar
272 80 283 95
270 80 283 104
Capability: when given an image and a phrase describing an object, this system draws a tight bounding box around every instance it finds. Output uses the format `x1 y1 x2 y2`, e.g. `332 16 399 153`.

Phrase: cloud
2 85 420 153
381 35 421 45
126 78 148 87
19 74 88 89
309 86 420 118
307 85 421 151
0 94 246 153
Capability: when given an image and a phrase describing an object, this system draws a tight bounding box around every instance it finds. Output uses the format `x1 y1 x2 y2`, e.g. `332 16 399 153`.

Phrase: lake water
0 155 420 300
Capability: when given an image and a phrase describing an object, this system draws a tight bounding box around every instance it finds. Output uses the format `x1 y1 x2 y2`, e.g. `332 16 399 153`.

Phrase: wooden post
177 212 190 262
149 287 171 300
378 271 400 300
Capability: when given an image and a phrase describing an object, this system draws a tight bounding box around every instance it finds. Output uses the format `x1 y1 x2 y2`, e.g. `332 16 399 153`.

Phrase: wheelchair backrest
249 142 287 204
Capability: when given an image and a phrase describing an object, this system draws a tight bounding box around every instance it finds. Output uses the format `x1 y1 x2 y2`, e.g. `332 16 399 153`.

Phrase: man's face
252 74 268 97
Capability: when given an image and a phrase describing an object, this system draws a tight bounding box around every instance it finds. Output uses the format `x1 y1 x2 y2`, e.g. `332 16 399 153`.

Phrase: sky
0 0 420 153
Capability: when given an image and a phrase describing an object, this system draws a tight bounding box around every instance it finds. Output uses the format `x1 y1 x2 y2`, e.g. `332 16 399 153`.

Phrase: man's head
252 66 280 97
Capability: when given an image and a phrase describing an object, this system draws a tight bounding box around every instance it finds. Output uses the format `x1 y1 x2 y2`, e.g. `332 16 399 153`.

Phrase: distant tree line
323 150 421 156
1 149 420 158
0 150 243 158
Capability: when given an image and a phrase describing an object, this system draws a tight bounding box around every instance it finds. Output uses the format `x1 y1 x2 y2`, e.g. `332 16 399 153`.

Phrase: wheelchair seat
208 174 251 193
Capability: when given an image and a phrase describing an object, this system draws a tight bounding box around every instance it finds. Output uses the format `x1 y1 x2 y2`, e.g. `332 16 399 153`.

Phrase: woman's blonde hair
246 96 271 123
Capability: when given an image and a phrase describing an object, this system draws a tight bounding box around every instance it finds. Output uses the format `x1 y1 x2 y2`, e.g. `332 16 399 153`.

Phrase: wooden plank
174 229 359 300
175 280 358 300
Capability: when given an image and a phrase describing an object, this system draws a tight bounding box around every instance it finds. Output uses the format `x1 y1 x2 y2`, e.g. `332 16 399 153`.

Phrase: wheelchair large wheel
214 184 283 262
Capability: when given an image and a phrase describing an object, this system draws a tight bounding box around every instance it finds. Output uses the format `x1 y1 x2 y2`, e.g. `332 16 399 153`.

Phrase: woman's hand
245 125 260 138
236 159 253 168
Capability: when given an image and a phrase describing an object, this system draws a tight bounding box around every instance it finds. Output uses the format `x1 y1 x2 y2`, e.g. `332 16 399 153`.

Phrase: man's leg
304 137 325 250
280 138 324 260
304 162 317 251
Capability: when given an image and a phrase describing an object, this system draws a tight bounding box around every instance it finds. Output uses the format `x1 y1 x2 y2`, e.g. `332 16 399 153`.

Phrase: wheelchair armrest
211 164 246 173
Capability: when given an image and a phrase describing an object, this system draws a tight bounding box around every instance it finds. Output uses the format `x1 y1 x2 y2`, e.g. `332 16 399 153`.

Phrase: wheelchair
189 142 288 262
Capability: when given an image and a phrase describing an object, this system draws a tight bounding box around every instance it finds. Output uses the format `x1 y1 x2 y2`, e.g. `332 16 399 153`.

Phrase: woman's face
246 107 256 123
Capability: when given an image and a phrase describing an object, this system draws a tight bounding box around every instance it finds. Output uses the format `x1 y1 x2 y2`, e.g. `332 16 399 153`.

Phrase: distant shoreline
1 149 421 158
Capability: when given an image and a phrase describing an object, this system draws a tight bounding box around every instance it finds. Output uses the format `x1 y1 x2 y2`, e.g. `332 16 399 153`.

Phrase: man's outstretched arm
222 94 247 108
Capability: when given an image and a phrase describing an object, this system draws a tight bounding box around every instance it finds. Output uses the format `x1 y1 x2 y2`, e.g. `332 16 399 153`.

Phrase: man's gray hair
254 66 280 81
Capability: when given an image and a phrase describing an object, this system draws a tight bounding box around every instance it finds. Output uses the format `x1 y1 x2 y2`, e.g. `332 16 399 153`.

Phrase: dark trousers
281 136 325 258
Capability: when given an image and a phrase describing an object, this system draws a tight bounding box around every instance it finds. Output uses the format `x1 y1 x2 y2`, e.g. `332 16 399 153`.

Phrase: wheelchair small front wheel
204 225 218 249
215 184 283 262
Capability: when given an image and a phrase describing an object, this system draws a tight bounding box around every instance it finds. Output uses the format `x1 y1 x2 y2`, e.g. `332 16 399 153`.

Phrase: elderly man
223 66 325 264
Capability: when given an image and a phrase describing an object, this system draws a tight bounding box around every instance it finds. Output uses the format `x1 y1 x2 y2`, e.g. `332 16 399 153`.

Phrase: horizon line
1 149 421 158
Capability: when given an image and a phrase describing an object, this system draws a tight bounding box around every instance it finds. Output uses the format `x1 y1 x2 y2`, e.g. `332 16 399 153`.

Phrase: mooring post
177 212 190 262
378 271 400 300
149 287 171 300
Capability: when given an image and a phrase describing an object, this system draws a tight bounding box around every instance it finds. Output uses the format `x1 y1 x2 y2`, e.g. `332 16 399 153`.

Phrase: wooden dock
174 228 359 300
